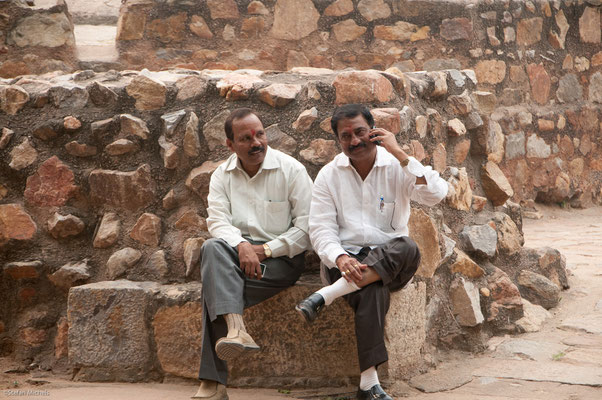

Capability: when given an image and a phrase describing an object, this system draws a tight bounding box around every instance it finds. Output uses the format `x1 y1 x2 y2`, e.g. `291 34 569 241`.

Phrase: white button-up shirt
309 146 448 269
207 146 313 259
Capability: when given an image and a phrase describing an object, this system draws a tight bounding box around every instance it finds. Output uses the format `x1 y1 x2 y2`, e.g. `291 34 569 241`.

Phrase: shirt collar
225 146 279 173
335 146 389 169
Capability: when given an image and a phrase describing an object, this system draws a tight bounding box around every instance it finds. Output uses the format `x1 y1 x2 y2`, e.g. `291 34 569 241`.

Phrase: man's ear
226 138 234 152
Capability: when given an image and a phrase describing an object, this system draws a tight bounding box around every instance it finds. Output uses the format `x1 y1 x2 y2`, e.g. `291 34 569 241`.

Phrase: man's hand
237 242 263 279
336 254 367 285
369 127 427 185
251 245 267 262
369 127 401 155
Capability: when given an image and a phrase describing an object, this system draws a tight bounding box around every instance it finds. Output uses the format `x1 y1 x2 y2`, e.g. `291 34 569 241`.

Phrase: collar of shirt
333 145 392 169
224 146 280 175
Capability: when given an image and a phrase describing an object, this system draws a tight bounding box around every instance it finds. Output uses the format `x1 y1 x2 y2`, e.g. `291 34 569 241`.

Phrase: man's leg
296 236 420 322
196 238 304 397
297 237 420 400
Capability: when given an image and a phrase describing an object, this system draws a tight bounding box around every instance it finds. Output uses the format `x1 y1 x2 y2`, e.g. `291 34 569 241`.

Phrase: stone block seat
67 274 426 386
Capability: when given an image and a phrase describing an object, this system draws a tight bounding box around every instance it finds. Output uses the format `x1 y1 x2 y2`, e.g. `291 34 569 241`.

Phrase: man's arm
264 168 313 259
369 128 448 205
206 169 268 279
206 167 246 246
309 170 348 269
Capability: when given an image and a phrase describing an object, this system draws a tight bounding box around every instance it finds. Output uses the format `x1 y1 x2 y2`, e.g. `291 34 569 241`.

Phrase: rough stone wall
112 0 602 205
0 66 588 383
0 0 78 78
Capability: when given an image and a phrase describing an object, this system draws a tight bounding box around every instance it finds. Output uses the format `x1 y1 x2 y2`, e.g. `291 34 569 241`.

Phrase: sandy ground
1 205 601 399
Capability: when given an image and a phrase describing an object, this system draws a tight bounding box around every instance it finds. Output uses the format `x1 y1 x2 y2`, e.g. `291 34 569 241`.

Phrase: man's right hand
237 241 262 279
336 254 367 284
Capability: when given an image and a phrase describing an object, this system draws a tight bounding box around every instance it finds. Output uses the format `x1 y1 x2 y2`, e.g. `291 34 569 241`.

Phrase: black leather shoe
295 293 325 323
356 384 393 400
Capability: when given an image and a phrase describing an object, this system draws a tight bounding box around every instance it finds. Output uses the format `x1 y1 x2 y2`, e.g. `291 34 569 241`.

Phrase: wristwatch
400 157 410 167
263 243 272 258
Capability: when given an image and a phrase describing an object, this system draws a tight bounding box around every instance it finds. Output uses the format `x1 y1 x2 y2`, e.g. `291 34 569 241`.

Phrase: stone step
67 277 426 386
74 25 118 63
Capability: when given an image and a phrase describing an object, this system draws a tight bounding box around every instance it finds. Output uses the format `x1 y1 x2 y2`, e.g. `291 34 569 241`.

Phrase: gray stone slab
409 363 473 393
562 334 602 348
473 359 602 386
560 314 602 334
493 339 567 362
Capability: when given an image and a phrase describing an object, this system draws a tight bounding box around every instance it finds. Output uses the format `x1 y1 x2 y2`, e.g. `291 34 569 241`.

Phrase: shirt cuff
223 235 247 249
404 157 427 177
326 246 348 269
266 239 285 259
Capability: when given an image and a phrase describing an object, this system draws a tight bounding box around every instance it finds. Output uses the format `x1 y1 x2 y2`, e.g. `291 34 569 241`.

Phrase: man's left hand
369 128 401 155
251 245 267 262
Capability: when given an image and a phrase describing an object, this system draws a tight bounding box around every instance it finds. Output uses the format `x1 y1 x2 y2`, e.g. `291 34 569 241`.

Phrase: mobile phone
369 126 381 145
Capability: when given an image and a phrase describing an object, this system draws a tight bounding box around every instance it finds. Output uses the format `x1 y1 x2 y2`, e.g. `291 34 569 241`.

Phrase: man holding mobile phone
193 108 312 400
296 104 448 400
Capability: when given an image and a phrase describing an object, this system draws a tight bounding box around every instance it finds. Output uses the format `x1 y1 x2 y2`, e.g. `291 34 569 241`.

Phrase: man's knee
200 238 230 276
387 236 421 270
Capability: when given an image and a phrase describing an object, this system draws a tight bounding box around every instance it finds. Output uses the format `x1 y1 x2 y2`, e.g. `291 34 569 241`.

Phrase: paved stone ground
1 205 601 399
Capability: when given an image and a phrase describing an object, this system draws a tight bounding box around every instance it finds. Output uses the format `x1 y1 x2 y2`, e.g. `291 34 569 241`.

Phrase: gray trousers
325 236 420 372
198 238 305 385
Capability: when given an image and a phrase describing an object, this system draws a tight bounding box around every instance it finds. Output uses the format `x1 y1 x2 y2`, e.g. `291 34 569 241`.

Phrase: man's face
336 114 377 162
226 113 268 174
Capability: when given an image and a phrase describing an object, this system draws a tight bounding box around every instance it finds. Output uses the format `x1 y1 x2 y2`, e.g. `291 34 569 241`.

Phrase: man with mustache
296 104 448 400
193 108 313 400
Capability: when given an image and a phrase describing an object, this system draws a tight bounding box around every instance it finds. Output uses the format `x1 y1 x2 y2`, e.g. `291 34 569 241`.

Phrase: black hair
224 108 260 141
330 104 374 136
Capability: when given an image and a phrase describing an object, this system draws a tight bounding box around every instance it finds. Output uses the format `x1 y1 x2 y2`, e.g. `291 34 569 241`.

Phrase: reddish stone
454 139 471 164
130 213 162 246
46 213 85 239
18 287 36 304
24 156 77 207
372 108 401 134
3 261 41 280
559 135 574 157
89 164 156 211
148 13 187 43
207 0 240 20
472 195 487 212
481 161 514 206
55 317 68 359
258 84 302 108
240 17 265 39
0 60 30 78
517 18 543 46
527 63 551 105
63 116 82 131
21 327 47 347
432 143 447 173
0 204 37 245
410 140 425 162
440 18 472 41
333 71 393 105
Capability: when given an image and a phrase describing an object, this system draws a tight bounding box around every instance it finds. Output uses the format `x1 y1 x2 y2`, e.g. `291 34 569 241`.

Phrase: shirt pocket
376 202 396 232
260 200 291 233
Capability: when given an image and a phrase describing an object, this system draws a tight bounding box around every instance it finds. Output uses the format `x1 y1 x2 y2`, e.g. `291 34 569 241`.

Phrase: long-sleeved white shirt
309 146 448 269
207 146 313 259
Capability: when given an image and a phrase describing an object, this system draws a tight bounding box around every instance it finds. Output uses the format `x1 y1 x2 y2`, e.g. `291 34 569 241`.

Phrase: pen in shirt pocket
379 196 384 212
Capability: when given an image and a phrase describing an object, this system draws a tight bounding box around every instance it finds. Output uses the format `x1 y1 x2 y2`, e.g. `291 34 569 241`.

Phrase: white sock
359 366 379 390
224 313 246 336
316 277 360 306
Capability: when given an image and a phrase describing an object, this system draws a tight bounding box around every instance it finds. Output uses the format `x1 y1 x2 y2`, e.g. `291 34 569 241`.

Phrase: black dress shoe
295 293 325 323
356 384 393 400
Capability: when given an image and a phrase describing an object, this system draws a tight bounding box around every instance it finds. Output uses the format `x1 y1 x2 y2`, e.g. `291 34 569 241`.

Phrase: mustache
248 146 265 155
348 142 366 152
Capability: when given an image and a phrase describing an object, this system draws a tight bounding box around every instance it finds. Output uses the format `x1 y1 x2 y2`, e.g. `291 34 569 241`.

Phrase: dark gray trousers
325 236 420 372
198 238 305 385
